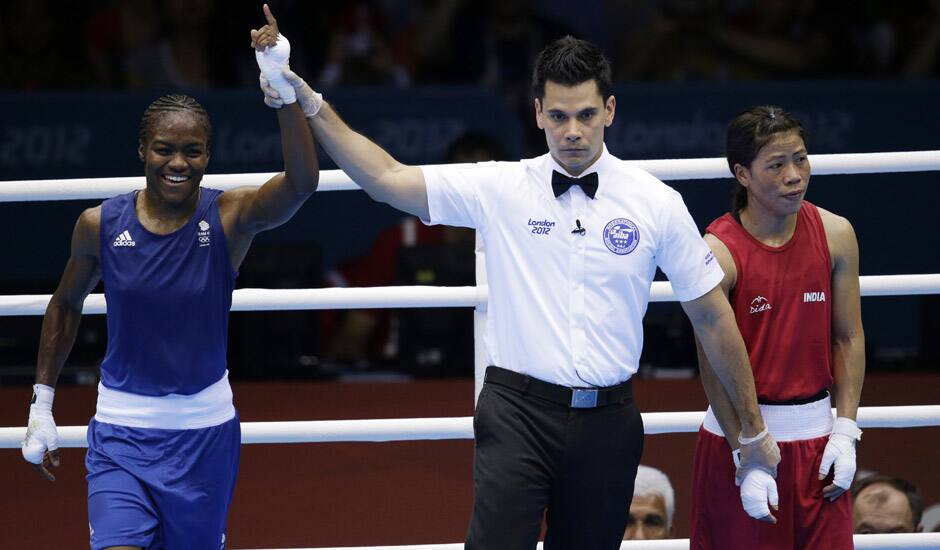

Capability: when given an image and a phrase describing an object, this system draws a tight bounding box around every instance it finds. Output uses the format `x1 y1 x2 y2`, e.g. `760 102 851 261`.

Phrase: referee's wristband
737 427 769 446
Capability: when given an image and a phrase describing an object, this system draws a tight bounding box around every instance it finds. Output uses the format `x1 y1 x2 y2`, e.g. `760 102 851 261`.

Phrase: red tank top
706 201 833 402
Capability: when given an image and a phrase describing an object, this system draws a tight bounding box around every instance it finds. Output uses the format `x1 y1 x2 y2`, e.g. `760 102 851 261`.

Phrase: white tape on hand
255 34 296 104
740 467 778 520
819 417 861 490
21 384 58 465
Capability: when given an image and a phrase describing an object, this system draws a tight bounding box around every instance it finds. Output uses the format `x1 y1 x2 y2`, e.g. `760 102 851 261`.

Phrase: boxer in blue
21 6 317 548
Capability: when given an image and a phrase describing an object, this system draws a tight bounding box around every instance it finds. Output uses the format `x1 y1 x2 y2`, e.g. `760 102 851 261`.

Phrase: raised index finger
263 4 278 32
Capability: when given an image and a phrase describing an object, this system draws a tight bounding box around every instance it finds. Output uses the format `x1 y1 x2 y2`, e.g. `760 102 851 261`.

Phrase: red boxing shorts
690 397 853 549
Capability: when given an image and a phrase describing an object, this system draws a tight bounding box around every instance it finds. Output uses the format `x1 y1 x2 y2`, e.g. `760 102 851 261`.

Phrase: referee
254 21 781 550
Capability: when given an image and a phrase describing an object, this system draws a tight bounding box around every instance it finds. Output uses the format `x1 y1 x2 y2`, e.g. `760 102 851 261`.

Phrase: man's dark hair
138 94 212 149
725 105 805 214
851 474 923 529
532 36 612 102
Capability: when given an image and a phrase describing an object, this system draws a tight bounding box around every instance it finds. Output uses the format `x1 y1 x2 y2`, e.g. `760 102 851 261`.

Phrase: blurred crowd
4 0 939 98
2 0 939 381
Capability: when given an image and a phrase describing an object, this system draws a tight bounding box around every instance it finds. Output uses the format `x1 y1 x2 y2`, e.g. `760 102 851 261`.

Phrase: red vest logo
749 295 772 314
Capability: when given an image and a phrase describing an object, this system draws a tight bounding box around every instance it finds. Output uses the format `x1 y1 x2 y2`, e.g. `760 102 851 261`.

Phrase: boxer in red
690 106 865 549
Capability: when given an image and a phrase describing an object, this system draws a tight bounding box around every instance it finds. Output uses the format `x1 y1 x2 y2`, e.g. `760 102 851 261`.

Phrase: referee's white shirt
421 146 723 387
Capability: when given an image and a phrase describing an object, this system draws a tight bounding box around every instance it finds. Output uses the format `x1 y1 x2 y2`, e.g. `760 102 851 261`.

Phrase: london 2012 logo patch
603 218 640 255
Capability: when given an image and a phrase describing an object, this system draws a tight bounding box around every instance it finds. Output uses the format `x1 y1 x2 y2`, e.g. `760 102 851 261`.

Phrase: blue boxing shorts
85 414 240 550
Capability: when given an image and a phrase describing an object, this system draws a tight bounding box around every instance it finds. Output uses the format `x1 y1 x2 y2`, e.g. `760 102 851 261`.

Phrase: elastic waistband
485 366 632 409
758 389 829 406
703 393 833 442
95 371 236 430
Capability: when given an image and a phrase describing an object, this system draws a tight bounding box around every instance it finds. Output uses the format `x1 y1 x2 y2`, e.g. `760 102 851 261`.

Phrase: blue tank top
99 188 236 396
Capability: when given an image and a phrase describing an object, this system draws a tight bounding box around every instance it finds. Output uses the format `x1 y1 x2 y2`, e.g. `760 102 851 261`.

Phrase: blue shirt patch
603 218 640 255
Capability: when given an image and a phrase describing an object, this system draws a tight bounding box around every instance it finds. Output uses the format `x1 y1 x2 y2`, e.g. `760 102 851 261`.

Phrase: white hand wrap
22 384 58 465
818 417 861 490
740 467 778 520
255 33 296 104
259 69 324 118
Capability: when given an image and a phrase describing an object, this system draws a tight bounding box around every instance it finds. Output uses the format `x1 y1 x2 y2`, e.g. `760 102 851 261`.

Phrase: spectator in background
624 465 675 540
612 0 732 81
318 0 411 87
852 474 924 534
127 0 215 89
408 0 572 152
1 0 89 90
321 133 506 374
85 0 215 90
903 0 940 77
707 0 831 79
613 0 836 81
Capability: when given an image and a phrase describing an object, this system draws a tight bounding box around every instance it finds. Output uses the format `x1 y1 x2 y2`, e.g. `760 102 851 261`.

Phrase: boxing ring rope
244 532 940 550
2 405 939 448
3 152 940 549
1 150 938 202
0 273 937 316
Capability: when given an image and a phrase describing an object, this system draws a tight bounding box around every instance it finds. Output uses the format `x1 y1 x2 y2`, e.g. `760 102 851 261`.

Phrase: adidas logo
749 295 772 314
113 230 136 247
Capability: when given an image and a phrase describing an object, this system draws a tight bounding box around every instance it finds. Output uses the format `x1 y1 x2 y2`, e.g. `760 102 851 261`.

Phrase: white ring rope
243 533 940 550
1 274 937 316
2 405 938 449
0 150 938 202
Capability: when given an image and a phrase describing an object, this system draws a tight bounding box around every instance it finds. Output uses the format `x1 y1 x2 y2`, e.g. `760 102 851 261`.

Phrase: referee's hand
735 431 781 482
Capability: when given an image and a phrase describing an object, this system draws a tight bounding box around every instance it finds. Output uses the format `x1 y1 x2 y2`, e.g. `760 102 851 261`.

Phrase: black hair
851 474 923 529
532 36 612 102
725 105 805 214
138 94 212 149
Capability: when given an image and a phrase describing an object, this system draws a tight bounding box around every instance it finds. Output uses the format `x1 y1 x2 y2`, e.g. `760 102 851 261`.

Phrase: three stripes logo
113 230 136 247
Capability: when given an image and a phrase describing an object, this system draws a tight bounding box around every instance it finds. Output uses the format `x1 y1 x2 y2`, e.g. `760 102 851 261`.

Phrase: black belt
484 366 633 409
758 389 829 406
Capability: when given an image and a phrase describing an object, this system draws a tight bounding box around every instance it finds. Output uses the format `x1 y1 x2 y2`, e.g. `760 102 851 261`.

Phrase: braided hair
138 94 212 149
725 106 805 215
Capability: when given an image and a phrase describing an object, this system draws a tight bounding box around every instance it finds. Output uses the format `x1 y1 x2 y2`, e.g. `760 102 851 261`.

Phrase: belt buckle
570 388 598 408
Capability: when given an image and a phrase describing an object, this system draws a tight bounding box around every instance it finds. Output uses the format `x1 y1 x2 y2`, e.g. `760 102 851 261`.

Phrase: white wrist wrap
831 417 862 440
31 384 55 410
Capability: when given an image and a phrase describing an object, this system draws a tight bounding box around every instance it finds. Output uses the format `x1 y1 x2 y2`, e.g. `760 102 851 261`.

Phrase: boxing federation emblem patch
603 218 639 255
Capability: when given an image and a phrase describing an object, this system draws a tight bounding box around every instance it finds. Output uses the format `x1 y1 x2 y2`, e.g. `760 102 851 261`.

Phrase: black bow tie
552 171 598 199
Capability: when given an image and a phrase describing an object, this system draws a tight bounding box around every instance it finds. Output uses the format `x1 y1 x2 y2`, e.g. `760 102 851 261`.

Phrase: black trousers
465 370 644 550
